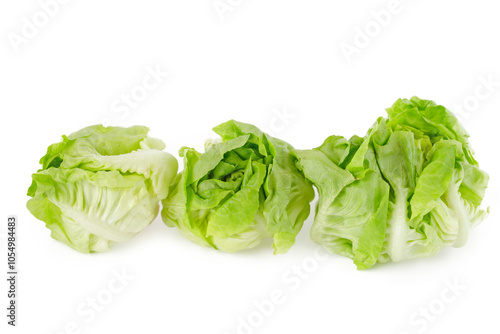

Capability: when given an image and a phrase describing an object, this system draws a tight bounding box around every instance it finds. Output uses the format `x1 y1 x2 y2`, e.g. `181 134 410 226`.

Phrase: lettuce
27 125 178 253
161 120 315 254
292 97 489 269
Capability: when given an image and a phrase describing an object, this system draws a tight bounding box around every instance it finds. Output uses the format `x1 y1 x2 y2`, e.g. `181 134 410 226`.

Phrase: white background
1 1 499 334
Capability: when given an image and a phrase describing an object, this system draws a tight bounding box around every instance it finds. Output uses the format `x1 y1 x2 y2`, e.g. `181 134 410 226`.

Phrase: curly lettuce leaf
293 97 489 269
36 125 177 200
27 125 178 253
161 120 314 254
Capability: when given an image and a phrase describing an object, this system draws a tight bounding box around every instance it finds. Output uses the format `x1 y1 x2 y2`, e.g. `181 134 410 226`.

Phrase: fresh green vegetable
292 97 489 269
27 125 178 253
161 120 314 254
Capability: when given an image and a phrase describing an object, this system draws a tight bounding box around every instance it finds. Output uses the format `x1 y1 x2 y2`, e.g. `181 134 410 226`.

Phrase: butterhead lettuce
161 120 314 254
292 97 489 269
27 125 178 253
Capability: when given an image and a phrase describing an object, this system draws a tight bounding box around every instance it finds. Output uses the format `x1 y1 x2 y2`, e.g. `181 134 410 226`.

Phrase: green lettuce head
292 97 489 269
161 120 315 254
27 125 178 253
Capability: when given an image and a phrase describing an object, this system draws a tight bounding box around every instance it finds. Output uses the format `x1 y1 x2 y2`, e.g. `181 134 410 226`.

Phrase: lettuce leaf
293 97 489 269
161 120 315 254
27 125 178 253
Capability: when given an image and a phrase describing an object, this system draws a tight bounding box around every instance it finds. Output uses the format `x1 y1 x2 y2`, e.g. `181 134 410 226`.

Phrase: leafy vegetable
292 97 489 269
27 125 178 253
161 120 315 254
